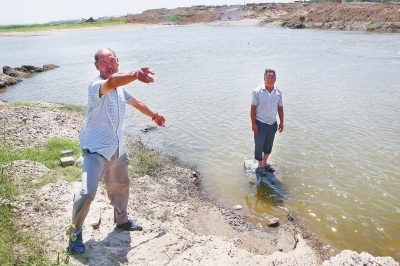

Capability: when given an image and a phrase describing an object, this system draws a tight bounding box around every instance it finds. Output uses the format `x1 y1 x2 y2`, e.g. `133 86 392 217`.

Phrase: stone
233 205 242 210
244 159 258 177
249 179 256 185
141 125 157 133
60 156 75 167
1 64 59 88
61 150 74 157
0 73 22 88
75 156 84 168
43 64 59 71
267 217 280 227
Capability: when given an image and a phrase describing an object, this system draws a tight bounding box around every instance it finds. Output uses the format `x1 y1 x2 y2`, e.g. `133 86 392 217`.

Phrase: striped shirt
79 75 135 161
251 86 283 125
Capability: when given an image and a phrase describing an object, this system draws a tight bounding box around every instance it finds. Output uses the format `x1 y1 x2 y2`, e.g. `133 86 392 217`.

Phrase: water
1 25 399 260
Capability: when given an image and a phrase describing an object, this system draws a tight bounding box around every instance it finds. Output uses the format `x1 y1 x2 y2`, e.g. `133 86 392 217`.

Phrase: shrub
166 13 185 22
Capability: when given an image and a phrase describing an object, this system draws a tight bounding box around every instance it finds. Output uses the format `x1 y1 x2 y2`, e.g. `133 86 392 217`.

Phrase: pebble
267 217 280 227
232 205 242 210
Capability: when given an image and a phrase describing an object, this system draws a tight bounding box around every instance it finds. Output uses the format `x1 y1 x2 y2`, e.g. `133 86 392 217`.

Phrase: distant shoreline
0 19 266 37
2 3 399 36
0 23 172 37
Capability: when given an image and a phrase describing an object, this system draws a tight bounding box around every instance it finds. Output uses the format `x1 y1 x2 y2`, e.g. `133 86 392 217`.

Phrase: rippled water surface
1 25 400 260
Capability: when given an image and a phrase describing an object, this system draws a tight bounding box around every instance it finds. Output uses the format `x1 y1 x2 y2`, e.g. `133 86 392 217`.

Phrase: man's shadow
256 171 286 201
245 171 287 214
72 228 167 265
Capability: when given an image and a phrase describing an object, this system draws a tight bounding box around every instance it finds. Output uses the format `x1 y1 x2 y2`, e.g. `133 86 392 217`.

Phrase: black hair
264 68 276 78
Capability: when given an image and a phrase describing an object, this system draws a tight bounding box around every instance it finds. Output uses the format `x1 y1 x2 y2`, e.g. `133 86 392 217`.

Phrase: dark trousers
254 120 277 161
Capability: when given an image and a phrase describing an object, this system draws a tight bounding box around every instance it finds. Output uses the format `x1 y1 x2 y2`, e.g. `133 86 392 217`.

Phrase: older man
69 48 165 254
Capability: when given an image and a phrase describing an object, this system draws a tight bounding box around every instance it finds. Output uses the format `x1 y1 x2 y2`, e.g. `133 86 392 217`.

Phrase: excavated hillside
126 3 400 32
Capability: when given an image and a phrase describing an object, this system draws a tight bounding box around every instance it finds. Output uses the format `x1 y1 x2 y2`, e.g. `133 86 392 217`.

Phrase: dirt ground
1 101 398 265
127 2 400 32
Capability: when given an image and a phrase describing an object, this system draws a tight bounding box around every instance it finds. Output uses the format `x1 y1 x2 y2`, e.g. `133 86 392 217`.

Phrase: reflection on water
243 170 288 230
1 26 400 260
245 172 286 213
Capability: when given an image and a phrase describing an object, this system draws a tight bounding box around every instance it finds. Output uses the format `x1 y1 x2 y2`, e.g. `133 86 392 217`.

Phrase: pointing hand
136 67 155 83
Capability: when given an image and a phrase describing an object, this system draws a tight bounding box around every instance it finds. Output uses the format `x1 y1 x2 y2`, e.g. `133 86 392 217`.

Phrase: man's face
264 72 276 87
94 50 119 79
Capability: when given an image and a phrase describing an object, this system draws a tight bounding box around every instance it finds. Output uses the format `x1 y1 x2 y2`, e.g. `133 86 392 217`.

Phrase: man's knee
83 192 95 201
73 192 95 206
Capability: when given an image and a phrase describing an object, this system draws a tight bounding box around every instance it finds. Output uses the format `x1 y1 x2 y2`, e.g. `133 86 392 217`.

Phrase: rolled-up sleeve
88 80 103 105
123 88 134 102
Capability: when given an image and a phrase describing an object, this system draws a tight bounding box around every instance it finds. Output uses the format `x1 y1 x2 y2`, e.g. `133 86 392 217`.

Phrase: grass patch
128 144 163 178
5 231 53 265
0 137 80 264
0 138 80 169
59 166 82 183
0 205 13 265
10 102 36 108
366 20 382 31
281 19 291 27
57 104 86 115
0 18 127 33
36 165 82 187
0 176 52 264
10 102 86 115
166 13 185 22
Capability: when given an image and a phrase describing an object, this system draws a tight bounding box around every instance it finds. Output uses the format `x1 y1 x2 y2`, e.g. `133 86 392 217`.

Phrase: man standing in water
250 68 284 175
69 48 165 254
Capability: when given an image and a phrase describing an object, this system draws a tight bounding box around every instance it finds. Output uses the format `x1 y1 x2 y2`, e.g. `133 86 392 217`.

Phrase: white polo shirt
251 86 283 125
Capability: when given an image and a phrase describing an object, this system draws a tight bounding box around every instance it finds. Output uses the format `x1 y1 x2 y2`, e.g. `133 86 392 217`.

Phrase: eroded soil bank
127 3 400 32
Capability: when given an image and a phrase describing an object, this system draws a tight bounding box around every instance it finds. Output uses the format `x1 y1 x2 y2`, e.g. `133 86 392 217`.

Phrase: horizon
0 0 289 26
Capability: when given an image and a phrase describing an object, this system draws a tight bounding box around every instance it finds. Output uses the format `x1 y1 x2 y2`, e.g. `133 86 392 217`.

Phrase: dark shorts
254 120 277 161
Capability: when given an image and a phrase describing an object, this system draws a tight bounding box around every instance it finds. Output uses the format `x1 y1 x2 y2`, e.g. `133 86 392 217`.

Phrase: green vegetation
366 20 383 31
0 138 80 169
282 19 291 27
11 102 86 115
10 102 36 108
0 162 15 265
0 18 127 33
128 144 163 178
166 13 185 22
57 104 86 115
0 137 80 265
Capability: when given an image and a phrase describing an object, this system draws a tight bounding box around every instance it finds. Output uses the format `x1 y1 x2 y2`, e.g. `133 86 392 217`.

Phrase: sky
0 0 288 25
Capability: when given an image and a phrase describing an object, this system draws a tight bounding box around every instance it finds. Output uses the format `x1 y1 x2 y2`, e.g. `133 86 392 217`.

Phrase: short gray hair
94 48 116 62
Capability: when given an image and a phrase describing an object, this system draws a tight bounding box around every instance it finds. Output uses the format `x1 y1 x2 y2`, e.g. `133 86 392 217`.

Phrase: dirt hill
126 2 400 32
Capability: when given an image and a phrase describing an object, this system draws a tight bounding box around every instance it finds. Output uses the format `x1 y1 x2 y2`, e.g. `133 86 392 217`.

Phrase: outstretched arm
127 97 165 127
100 67 154 96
